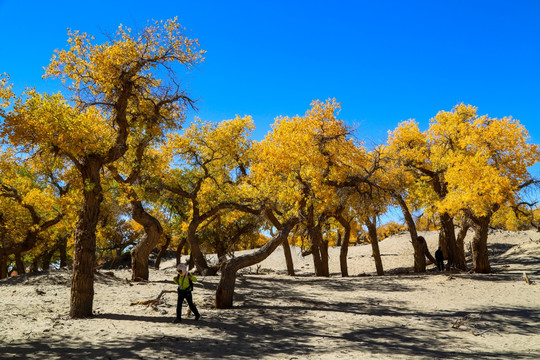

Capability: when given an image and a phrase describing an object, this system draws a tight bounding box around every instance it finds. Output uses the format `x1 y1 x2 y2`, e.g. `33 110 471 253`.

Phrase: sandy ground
1 229 539 359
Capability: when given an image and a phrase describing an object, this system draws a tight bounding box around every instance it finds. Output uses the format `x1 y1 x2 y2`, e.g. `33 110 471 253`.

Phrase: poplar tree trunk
336 214 351 277
130 200 163 281
471 215 491 273
366 217 384 276
70 161 102 319
440 212 467 270
282 237 295 276
42 249 54 272
215 217 298 309
310 226 328 277
14 251 25 275
396 194 425 272
310 236 324 276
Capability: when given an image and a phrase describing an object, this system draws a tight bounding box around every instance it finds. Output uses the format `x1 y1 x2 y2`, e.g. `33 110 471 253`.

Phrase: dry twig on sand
522 272 533 285
130 290 176 310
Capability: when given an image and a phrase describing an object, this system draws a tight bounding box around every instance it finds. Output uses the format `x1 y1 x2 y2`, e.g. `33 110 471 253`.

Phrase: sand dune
1 229 539 359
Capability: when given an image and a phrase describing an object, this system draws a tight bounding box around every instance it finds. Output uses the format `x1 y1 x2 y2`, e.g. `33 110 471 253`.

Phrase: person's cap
177 263 187 273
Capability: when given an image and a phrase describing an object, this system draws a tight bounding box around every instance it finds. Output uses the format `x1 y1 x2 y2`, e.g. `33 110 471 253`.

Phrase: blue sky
1 0 539 173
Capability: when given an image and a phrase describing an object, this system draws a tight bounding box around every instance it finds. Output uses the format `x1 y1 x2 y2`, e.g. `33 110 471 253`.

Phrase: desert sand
1 229 539 359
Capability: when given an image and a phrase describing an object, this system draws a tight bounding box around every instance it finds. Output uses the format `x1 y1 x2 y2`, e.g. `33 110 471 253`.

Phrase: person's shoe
195 315 200 321
173 318 182 323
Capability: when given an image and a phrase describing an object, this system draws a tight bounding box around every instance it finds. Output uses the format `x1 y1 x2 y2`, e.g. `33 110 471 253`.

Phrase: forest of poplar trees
0 18 538 318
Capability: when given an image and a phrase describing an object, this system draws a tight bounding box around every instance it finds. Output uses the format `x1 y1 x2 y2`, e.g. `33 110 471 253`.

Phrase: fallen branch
522 272 533 285
130 290 176 310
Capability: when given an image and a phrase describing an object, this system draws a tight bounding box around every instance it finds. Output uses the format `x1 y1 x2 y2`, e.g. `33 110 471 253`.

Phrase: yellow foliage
377 221 406 240
45 18 205 102
387 103 539 219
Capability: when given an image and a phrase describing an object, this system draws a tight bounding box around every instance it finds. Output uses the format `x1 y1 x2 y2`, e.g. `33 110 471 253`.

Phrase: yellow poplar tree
253 99 357 277
0 18 204 317
435 104 539 272
161 116 256 276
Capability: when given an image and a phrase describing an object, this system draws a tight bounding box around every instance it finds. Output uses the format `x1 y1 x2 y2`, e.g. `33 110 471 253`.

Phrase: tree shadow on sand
3 300 538 360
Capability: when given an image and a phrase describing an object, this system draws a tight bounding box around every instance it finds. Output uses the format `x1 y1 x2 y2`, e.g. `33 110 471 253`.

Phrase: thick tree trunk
366 217 384 276
70 161 102 319
155 234 171 270
471 215 491 273
310 225 328 277
215 217 298 309
396 194 425 272
310 237 324 276
320 238 329 276
440 212 466 270
130 200 163 281
336 214 351 277
281 237 295 276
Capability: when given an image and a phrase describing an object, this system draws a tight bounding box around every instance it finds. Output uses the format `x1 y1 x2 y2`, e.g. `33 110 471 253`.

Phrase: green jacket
173 273 197 291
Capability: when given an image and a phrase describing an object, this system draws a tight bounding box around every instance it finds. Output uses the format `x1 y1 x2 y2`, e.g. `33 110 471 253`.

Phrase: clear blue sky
1 0 539 175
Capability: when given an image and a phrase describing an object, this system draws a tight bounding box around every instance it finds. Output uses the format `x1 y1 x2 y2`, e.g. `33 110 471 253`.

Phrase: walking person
173 263 200 323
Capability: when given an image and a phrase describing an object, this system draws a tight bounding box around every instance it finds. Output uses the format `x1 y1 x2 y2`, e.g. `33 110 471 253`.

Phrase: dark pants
176 289 200 320
436 259 444 271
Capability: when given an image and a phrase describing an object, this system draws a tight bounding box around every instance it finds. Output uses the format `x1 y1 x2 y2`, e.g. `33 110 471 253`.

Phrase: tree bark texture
309 225 328 277
471 215 492 273
70 160 102 319
282 237 295 276
336 214 351 277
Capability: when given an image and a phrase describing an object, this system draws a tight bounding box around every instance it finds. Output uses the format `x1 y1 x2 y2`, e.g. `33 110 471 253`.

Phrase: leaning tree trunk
70 161 103 319
395 194 425 272
215 217 298 309
130 200 163 281
336 214 351 277
366 217 384 276
282 237 295 276
471 215 492 273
